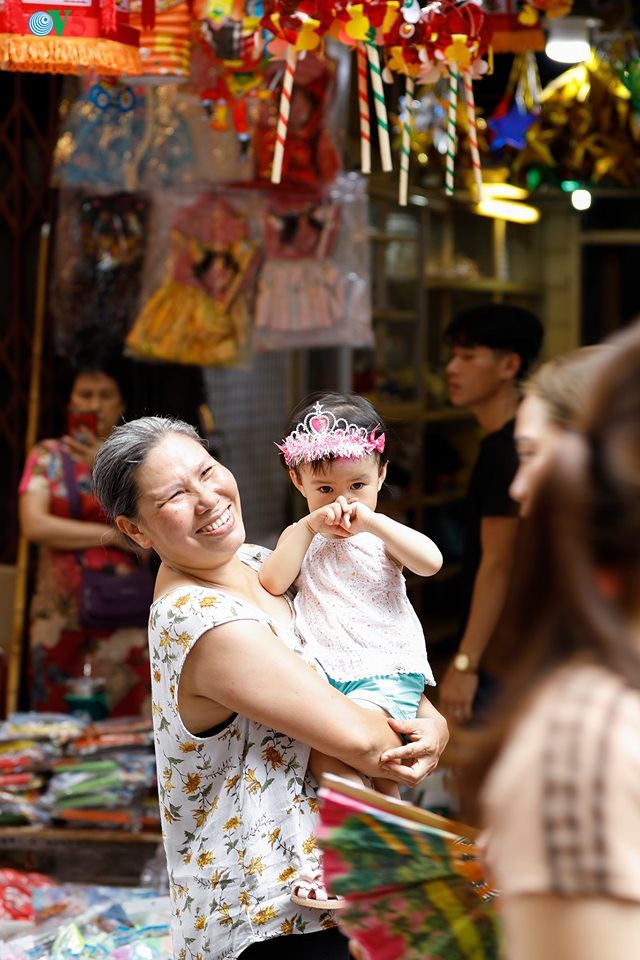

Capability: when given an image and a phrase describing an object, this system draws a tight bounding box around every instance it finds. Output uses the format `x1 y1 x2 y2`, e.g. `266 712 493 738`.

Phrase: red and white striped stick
399 75 415 206
271 44 297 185
445 64 458 196
462 68 483 202
357 42 371 174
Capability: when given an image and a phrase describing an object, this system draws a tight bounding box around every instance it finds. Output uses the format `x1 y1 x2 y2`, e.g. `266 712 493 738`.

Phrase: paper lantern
130 0 192 82
0 0 142 75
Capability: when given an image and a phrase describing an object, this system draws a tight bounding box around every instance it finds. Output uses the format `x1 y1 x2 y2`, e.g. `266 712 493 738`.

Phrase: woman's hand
63 429 102 468
378 708 449 786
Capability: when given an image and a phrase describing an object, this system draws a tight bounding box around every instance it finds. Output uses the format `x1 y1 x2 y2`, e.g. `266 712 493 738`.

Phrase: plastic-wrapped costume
254 173 373 351
126 193 259 365
50 193 149 351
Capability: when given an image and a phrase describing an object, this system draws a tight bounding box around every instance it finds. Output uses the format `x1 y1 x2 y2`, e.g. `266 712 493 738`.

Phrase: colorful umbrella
318 775 499 960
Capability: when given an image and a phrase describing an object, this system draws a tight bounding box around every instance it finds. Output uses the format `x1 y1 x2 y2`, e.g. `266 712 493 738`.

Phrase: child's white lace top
293 531 435 686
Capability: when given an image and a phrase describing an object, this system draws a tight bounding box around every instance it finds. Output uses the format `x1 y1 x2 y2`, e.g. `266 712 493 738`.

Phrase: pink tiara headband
277 402 386 468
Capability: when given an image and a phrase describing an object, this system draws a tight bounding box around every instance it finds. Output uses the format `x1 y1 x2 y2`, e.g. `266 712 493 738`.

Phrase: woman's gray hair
93 416 205 522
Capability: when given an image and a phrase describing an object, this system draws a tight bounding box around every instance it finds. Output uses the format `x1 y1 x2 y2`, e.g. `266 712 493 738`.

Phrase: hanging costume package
50 191 150 351
253 173 373 352
52 76 252 193
126 191 260 366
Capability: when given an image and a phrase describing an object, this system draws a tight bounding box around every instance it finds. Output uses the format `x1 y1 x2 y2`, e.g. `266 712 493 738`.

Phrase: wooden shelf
0 826 161 845
420 489 466 507
370 231 418 244
372 308 417 323
426 277 541 296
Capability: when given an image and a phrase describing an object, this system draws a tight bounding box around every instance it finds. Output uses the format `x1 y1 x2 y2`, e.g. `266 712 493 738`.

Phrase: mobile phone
67 410 98 437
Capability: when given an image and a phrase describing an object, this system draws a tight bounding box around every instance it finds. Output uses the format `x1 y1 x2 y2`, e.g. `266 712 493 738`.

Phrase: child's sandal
291 872 346 910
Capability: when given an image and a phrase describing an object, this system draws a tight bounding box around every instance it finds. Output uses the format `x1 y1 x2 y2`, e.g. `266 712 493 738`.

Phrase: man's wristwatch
453 652 478 674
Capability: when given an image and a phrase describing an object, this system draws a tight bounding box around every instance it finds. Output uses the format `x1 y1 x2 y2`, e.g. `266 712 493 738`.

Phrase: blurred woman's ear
116 515 152 550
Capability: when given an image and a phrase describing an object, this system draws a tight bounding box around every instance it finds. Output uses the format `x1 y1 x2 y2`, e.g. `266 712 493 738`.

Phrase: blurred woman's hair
523 344 613 429
456 326 640 818
56 322 130 400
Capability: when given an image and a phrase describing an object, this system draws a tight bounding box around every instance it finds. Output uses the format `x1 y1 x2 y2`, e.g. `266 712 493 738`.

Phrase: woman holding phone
19 335 153 717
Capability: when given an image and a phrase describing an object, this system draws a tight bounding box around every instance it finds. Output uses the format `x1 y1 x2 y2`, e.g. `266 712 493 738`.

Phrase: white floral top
148 544 335 960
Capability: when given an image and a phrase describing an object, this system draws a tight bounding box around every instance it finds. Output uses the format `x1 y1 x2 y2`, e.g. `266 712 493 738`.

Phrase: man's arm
439 515 518 722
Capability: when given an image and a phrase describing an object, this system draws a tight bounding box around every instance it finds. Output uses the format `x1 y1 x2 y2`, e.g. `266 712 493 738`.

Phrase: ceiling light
473 199 540 224
545 16 600 64
571 189 592 211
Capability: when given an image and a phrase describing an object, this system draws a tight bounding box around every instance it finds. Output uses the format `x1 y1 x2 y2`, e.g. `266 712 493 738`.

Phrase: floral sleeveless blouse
148 544 335 960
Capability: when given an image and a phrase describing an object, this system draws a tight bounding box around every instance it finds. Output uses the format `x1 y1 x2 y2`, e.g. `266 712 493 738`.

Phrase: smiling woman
92 415 449 960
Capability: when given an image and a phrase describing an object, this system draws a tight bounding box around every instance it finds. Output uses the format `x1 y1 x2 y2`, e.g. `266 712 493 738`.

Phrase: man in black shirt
439 304 544 723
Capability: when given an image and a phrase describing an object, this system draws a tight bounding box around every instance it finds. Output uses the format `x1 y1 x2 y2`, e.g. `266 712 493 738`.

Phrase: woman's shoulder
19 438 64 493
237 542 272 570
489 664 640 788
150 543 274 622
483 663 640 900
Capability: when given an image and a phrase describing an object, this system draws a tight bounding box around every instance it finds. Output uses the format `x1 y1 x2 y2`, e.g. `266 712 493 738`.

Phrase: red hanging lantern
130 0 192 82
485 0 546 53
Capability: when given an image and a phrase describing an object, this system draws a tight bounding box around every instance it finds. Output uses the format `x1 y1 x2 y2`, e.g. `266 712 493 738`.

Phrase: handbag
61 449 155 630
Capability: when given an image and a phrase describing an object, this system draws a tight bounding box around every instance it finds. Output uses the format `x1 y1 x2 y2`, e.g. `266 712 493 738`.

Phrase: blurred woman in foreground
463 326 640 960
509 345 612 516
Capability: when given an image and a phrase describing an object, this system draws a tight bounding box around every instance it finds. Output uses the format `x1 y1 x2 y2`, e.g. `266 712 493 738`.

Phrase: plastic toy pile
0 714 159 831
0 874 172 960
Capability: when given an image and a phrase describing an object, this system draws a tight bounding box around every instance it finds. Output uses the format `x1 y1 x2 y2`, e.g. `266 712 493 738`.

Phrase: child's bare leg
291 751 364 909
309 749 365 788
371 776 401 799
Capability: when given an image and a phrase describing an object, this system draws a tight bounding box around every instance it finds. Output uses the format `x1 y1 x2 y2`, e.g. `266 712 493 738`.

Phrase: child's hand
304 498 354 538
341 500 375 535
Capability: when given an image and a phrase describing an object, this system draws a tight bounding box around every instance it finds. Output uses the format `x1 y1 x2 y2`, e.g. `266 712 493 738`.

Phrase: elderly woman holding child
93 412 448 960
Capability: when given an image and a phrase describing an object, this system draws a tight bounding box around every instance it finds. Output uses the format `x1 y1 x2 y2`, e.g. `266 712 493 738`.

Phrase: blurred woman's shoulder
483 663 640 901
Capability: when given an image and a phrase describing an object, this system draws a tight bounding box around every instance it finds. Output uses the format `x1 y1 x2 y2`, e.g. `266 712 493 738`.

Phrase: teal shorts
327 672 425 721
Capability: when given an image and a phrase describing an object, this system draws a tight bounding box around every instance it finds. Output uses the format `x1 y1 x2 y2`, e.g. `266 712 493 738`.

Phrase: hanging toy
261 1 333 183
422 0 490 198
488 50 541 151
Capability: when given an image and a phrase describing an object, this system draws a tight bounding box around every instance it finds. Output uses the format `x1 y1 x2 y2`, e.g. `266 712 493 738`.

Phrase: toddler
259 392 443 907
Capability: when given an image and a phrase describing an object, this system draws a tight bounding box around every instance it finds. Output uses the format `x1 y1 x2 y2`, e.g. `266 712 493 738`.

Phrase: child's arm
347 502 443 577
258 501 352 595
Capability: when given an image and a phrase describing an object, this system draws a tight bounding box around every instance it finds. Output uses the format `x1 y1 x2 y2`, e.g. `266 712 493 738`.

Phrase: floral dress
19 438 151 716
149 544 335 960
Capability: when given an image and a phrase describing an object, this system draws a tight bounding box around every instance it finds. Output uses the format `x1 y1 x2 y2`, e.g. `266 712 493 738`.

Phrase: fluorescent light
481 183 529 200
545 16 599 64
474 199 540 224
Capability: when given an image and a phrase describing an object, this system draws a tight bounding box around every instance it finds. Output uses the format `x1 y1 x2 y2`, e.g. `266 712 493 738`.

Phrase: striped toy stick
445 64 458 196
357 42 371 174
399 74 415 206
365 39 392 172
271 44 297 185
462 68 483 201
